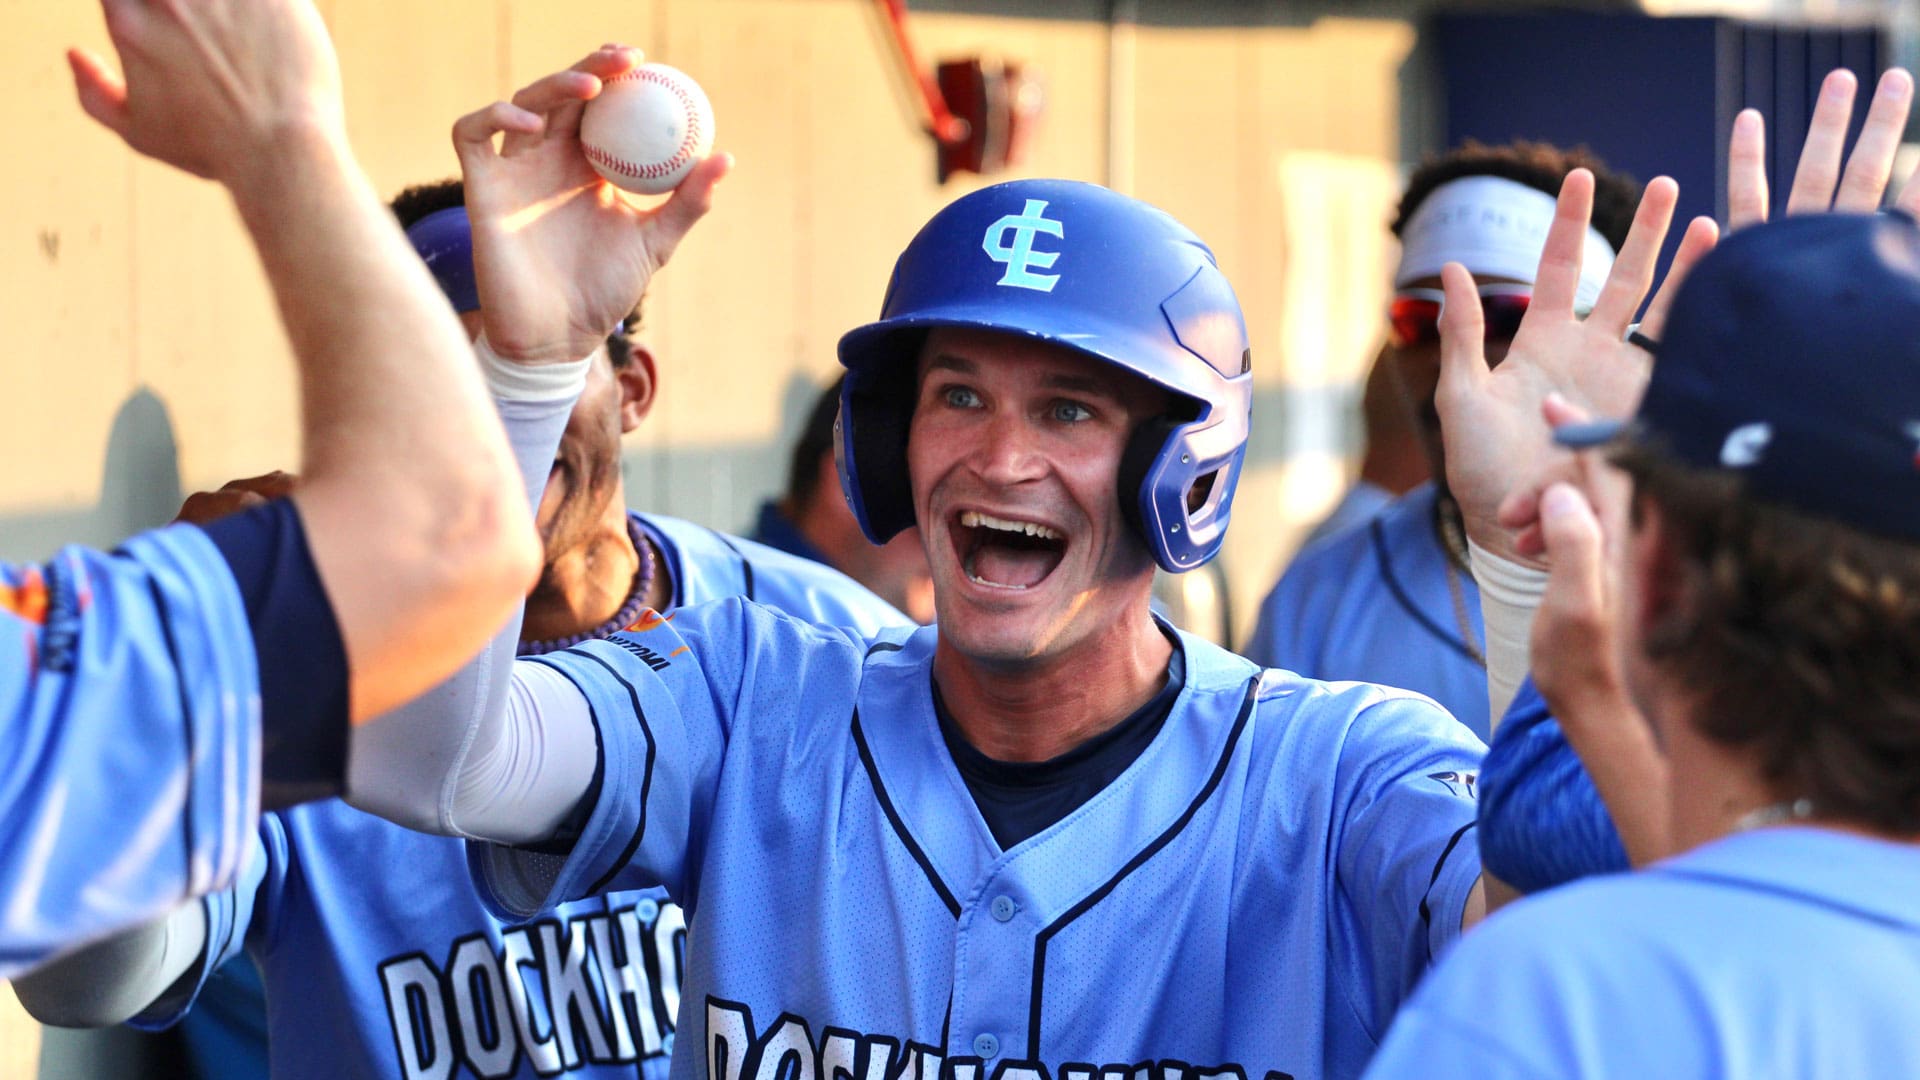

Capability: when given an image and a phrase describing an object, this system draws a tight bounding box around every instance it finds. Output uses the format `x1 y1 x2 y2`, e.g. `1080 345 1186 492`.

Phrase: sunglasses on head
1386 283 1533 349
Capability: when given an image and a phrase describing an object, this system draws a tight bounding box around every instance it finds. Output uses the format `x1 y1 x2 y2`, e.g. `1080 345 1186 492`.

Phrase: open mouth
955 509 1067 591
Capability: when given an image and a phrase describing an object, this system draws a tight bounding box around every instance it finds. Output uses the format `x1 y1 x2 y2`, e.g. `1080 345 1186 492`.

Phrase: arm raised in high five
0 0 538 977
70 0 541 723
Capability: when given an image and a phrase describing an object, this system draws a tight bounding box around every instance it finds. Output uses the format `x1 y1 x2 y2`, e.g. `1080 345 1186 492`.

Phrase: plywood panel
0 4 134 508
127 159 295 492
328 0 509 198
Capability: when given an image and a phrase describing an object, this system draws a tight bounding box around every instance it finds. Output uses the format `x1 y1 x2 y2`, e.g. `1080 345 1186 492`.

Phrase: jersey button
972 1033 1000 1059
989 895 1017 922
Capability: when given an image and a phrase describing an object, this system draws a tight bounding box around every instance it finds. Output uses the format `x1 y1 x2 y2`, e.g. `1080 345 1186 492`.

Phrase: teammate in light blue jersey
1248 485 1486 732
1246 143 1642 742
20 181 903 1080
0 0 542 977
1368 70 1920 1077
339 49 1507 1080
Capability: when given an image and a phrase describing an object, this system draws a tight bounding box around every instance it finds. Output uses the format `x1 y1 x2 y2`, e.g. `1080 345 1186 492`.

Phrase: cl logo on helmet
982 199 1065 292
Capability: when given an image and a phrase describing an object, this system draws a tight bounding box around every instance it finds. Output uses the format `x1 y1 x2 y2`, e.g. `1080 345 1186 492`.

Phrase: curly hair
388 178 644 366
1617 443 1920 833
389 178 466 230
1393 140 1640 252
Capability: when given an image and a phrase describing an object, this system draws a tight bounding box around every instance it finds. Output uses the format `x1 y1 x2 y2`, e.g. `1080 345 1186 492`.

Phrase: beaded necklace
517 515 658 656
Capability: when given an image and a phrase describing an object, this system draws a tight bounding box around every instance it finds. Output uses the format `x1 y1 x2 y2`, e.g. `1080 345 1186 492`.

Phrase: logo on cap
1720 422 1773 468
982 199 1065 292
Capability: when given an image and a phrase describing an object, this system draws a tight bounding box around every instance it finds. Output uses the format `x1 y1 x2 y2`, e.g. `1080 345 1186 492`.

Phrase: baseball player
0 0 542 976
1367 75 1920 1079
343 46 1665 1079
1461 68 1916 895
17 182 910 1080
1244 143 1640 740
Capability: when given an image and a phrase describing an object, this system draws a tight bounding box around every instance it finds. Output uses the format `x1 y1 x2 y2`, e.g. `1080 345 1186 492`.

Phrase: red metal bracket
876 0 971 145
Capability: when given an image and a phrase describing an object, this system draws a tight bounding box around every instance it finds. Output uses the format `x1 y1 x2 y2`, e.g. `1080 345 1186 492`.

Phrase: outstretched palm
454 46 731 364
1436 172 1697 565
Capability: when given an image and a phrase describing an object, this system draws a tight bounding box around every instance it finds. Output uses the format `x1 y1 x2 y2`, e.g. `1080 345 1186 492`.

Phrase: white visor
1395 174 1617 309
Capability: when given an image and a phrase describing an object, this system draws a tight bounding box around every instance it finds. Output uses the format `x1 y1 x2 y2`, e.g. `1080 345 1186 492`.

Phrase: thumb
69 48 131 140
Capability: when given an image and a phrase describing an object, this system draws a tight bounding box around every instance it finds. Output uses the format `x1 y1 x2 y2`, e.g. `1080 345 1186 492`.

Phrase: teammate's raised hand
1434 170 1682 565
1727 68 1917 231
454 45 733 366
69 0 347 188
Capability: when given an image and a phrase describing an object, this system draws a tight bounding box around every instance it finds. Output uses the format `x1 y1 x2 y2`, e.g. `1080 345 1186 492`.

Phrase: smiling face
908 327 1173 667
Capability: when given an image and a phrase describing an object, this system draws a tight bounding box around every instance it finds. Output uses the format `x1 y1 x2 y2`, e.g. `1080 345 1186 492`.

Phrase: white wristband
1468 538 1550 733
475 332 595 403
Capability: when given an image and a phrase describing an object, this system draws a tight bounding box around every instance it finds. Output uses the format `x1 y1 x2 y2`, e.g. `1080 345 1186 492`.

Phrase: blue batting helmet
835 179 1253 572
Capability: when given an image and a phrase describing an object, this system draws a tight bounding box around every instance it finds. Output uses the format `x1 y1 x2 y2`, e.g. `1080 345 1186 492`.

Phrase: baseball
579 63 715 196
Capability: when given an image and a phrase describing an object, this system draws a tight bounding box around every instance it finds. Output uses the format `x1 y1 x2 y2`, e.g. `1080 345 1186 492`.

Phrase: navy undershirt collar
934 631 1187 851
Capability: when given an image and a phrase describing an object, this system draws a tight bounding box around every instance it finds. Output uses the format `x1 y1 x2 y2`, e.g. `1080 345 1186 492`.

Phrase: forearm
228 126 538 721
1469 540 1549 729
347 386 598 844
13 902 207 1028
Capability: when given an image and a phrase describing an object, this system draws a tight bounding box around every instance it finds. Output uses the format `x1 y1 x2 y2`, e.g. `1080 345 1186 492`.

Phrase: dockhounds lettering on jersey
379 897 685 1079
706 1000 1297 1080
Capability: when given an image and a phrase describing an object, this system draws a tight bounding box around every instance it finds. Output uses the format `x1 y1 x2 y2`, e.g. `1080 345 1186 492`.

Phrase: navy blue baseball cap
1557 211 1920 542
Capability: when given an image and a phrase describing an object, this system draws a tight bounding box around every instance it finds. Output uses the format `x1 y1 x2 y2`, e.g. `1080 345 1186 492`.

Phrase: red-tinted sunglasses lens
1386 291 1531 348
1387 297 1442 348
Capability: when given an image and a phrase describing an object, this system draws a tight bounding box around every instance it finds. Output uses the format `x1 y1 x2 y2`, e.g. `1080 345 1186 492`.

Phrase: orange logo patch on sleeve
0 570 50 626
623 608 676 634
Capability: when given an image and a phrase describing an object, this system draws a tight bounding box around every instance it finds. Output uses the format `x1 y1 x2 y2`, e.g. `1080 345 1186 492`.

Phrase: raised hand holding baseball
454 45 732 366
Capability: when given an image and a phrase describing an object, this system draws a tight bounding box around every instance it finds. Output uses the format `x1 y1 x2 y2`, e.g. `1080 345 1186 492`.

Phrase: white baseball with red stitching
579 63 714 196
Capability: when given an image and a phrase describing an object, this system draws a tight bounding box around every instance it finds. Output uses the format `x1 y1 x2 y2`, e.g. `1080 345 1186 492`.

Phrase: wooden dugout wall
0 0 1414 649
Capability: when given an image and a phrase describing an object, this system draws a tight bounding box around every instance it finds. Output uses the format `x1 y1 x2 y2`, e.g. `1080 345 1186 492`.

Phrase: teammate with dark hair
1247 141 1640 740
18 183 908 1079
752 375 935 622
0 0 540 976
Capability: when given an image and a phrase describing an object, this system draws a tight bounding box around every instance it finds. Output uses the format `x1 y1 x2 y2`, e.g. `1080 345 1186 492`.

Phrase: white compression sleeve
12 901 208 1028
1470 539 1549 731
447 660 598 843
345 346 599 843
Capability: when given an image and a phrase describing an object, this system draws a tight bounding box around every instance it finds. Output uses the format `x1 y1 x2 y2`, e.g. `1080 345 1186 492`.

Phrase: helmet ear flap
1118 415 1182 555
840 354 921 544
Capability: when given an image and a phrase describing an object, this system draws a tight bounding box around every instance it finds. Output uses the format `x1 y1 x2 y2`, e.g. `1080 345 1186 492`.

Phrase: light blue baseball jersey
0 526 258 978
142 511 909 1080
1365 827 1920 1079
1245 484 1488 741
471 601 1485 1080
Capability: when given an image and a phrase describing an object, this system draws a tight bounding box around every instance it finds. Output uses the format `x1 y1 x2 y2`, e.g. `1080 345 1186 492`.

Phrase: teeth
966 573 1026 590
959 510 1062 541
